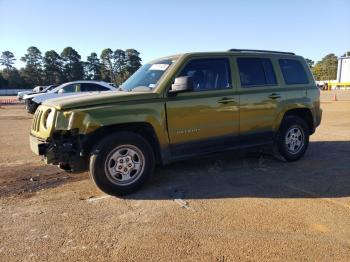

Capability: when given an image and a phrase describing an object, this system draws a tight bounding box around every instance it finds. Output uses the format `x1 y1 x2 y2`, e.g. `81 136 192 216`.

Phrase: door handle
268 93 281 99
218 97 235 104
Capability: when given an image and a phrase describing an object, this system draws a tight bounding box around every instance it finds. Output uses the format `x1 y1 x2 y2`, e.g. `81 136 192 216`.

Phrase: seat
192 71 205 91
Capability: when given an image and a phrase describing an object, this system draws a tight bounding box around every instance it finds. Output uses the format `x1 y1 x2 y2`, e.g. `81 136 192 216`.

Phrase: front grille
32 109 43 132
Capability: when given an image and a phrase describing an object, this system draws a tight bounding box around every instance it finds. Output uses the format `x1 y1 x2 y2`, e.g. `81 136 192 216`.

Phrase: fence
0 89 32 96
0 97 24 105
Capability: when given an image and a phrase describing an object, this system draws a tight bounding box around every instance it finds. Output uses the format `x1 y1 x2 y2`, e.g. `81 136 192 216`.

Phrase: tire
26 100 39 114
89 132 155 196
274 115 309 162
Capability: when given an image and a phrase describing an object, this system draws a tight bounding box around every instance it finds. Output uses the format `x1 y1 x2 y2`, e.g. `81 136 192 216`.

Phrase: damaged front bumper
29 131 88 172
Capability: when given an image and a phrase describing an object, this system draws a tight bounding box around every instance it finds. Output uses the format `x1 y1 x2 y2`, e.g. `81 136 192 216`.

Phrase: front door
166 57 239 156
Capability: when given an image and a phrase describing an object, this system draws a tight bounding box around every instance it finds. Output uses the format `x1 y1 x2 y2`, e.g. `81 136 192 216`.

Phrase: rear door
166 57 239 156
235 56 281 142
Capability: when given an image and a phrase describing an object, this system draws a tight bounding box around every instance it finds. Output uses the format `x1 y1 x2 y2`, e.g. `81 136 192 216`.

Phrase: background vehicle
29 50 322 196
17 85 58 101
24 81 116 114
33 86 46 92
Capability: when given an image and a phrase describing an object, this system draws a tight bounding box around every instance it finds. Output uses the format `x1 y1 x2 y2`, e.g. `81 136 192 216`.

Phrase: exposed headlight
43 109 55 130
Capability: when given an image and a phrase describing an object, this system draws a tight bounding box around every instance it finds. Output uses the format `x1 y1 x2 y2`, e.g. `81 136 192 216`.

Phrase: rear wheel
89 132 155 196
274 116 309 161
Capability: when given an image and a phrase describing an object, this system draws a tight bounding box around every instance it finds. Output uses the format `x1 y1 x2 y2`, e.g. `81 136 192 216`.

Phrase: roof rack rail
228 49 295 55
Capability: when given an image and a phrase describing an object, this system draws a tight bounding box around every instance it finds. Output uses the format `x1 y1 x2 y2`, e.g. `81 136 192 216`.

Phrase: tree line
305 52 349 81
0 47 142 89
0 48 348 89
309 53 337 81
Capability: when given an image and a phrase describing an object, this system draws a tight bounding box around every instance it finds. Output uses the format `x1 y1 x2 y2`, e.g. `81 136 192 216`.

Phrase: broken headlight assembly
55 111 73 130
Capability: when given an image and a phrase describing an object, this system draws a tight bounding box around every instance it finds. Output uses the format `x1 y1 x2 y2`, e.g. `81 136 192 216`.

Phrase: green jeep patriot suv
29 49 322 195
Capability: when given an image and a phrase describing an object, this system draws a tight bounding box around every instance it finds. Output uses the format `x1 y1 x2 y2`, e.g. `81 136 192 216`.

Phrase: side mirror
169 76 194 94
58 89 65 94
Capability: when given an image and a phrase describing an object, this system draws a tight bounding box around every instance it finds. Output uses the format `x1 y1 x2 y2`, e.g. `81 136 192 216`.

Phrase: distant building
337 52 350 83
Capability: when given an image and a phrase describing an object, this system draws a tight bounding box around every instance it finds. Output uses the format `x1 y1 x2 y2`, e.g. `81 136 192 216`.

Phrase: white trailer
337 52 350 83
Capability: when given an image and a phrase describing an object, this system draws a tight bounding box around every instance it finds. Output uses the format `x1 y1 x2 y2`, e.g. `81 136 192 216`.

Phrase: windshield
43 85 57 92
49 83 70 93
120 59 176 91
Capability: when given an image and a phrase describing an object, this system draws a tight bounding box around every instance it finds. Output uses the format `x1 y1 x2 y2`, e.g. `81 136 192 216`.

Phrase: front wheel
274 116 309 161
89 132 155 196
26 100 39 114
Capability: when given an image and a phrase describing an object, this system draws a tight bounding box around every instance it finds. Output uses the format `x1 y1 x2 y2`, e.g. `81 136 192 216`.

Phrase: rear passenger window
279 59 309 85
81 83 109 92
237 58 277 87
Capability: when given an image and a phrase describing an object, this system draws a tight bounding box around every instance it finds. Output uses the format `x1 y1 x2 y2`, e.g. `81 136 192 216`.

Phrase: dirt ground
0 91 350 261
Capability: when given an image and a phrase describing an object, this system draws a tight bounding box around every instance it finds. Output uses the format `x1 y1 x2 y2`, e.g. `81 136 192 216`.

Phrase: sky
1 0 349 68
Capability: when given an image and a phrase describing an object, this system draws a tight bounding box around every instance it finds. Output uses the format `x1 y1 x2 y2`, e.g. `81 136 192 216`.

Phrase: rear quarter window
279 59 309 85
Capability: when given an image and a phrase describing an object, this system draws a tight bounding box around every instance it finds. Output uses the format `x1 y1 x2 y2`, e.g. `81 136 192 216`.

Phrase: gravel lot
0 91 350 261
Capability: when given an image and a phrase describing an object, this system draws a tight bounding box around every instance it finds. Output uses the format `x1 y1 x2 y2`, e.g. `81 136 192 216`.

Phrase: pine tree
125 49 142 77
114 49 126 85
20 46 43 87
100 48 115 82
0 51 16 70
86 52 101 80
61 47 84 82
43 50 63 84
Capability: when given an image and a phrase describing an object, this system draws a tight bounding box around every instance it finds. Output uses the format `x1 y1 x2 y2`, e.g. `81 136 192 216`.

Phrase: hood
23 92 45 100
42 90 161 110
18 91 32 96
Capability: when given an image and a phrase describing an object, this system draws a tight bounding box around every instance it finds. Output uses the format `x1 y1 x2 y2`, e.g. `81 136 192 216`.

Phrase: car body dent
75 98 168 146
35 92 169 147
48 91 160 110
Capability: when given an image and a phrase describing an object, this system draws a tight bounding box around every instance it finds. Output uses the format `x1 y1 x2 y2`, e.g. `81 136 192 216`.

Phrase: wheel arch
83 122 164 165
277 107 314 135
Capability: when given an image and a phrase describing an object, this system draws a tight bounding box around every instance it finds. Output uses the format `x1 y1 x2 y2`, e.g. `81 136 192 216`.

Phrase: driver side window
178 58 231 91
